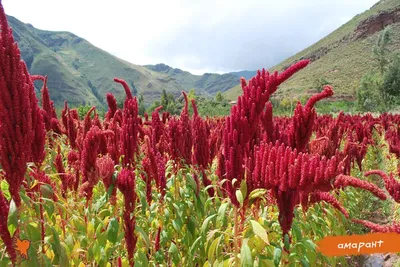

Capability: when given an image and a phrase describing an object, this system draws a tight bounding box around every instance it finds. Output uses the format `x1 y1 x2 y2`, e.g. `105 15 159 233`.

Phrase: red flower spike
114 78 133 100
334 175 387 200
105 93 118 121
115 78 141 169
97 155 116 205
0 2 46 205
365 170 400 203
117 169 137 266
309 191 349 218
80 126 103 201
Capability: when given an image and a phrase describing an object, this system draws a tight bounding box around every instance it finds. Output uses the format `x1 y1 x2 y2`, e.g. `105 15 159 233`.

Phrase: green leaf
43 200 55 218
93 194 107 213
208 236 221 264
137 250 149 267
0 180 10 200
187 217 196 237
300 258 310 267
217 203 229 227
240 241 253 267
190 236 202 255
201 214 217 234
172 219 182 233
303 240 317 251
292 224 302 242
273 247 282 267
7 199 18 236
248 189 267 200
40 184 54 199
168 242 180 265
136 226 151 249
250 220 269 245
284 234 290 251
93 242 101 262
107 218 119 243
236 190 244 208
27 222 41 243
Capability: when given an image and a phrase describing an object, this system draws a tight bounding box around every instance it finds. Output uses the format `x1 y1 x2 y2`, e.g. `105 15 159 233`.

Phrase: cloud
3 0 378 74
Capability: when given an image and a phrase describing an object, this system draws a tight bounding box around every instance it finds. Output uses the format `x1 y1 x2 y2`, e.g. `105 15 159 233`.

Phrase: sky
2 0 379 75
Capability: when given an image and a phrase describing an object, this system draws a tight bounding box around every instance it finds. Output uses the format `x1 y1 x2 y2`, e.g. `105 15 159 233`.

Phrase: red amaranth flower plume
80 126 103 201
0 190 16 263
309 191 349 218
155 226 162 252
38 75 58 131
142 136 166 203
105 92 118 122
352 219 400 234
218 60 310 207
291 85 334 152
115 78 140 168
96 155 117 205
117 169 137 266
334 174 387 200
191 99 214 196
365 170 400 203
0 3 45 205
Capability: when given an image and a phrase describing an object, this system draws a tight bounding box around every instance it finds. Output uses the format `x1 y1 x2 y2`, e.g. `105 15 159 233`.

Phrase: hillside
7 15 185 108
144 63 242 96
224 0 400 101
228 70 257 80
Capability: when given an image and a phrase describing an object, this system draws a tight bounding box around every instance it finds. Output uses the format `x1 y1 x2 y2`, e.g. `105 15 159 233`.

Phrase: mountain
224 0 400 101
7 15 185 108
228 70 257 80
144 63 241 96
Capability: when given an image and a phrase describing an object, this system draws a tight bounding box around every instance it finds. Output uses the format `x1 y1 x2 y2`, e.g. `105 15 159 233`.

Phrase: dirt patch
353 8 400 40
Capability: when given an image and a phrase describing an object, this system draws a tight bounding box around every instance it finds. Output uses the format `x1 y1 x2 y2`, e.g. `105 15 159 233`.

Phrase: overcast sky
3 0 378 75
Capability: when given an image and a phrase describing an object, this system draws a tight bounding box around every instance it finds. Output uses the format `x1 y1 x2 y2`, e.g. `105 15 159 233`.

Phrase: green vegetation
357 27 400 112
145 89 231 117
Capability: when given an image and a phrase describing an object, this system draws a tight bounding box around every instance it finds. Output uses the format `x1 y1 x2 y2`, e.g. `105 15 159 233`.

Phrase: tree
356 71 385 112
188 88 197 101
160 89 168 108
77 105 94 120
383 54 400 99
138 93 146 116
356 27 393 111
215 91 224 102
373 26 392 75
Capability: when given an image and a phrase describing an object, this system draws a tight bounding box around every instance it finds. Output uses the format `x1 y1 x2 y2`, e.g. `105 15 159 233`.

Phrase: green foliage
356 71 385 112
383 53 400 98
194 96 231 117
77 105 94 120
215 91 224 102
373 26 392 75
314 77 331 93
356 27 397 112
138 93 146 116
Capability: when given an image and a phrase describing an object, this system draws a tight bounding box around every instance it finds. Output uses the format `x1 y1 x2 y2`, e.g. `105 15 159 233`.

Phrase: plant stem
234 206 239 267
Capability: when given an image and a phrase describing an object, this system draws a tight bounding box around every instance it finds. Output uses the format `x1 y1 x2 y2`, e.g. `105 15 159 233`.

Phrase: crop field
1 3 400 267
